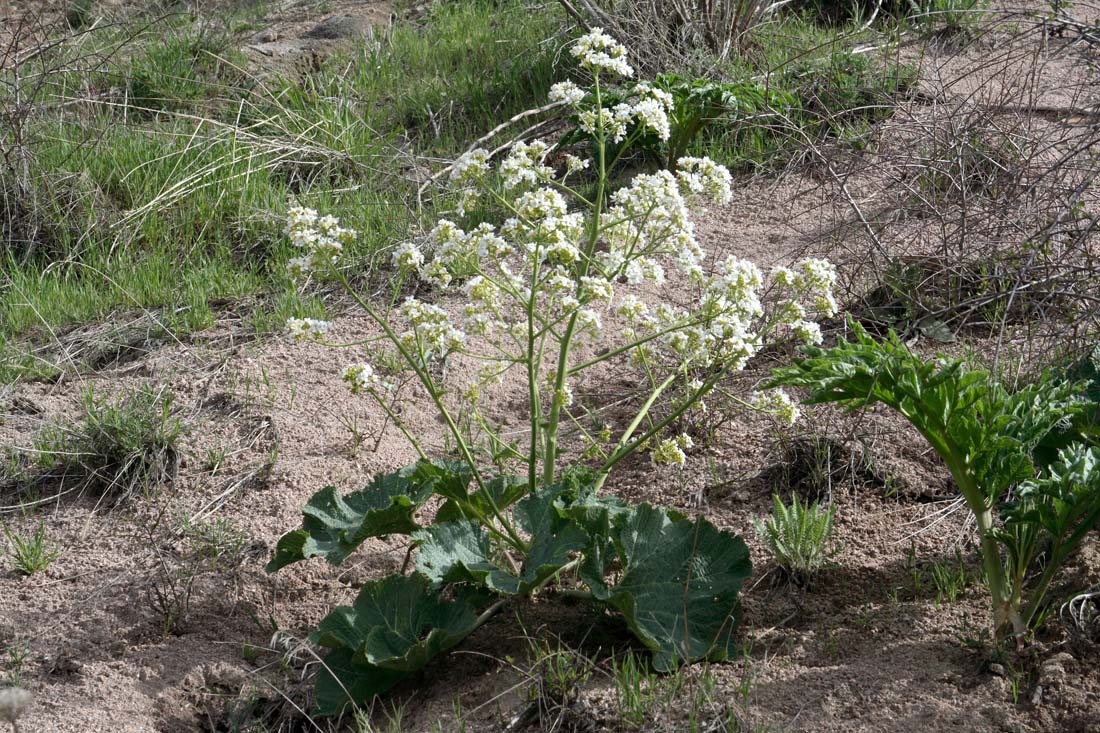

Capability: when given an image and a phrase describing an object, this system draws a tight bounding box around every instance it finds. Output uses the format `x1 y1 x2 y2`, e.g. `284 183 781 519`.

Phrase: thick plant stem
527 271 542 496
948 457 1025 640
543 75 607 488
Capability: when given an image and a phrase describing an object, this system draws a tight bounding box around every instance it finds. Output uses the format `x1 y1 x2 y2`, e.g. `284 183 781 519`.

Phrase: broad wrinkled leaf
413 520 514 590
311 573 479 715
266 460 471 572
514 486 590 590
604 504 751 671
313 648 406 718
435 475 528 524
414 503 588 596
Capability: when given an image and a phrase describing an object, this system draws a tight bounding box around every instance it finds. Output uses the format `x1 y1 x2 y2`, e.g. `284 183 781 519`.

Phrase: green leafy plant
770 321 1100 641
2 520 61 575
267 29 839 717
907 0 987 38
561 73 798 171
753 494 837 583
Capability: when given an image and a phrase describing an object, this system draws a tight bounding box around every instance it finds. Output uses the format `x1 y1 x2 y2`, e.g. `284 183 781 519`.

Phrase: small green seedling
754 494 837 584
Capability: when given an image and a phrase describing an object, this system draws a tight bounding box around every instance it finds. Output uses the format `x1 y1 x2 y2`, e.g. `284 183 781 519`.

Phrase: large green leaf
435 475 529 524
413 509 588 596
768 320 1085 503
310 573 480 716
412 520 514 590
266 460 471 572
604 504 751 671
313 648 406 719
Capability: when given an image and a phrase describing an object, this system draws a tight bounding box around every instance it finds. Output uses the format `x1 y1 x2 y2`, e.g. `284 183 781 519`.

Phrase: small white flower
751 389 800 426
579 276 614 303
500 140 553 190
578 107 629 144
575 308 603 339
286 256 312 279
450 148 490 185
634 81 674 111
791 320 823 345
391 241 425 272
571 28 634 78
616 294 648 321
342 363 379 394
515 188 570 224
563 154 589 176
286 318 331 342
676 157 732 204
284 207 355 273
631 97 671 141
651 437 687 467
771 266 796 287
400 297 466 356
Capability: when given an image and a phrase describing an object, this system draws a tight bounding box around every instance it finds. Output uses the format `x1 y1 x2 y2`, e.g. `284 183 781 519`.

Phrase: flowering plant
269 29 837 716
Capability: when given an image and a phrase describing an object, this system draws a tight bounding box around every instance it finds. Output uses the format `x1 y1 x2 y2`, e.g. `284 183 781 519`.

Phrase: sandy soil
3 2 1100 732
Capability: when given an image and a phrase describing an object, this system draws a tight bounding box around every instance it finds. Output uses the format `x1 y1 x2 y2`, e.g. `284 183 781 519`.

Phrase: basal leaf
266 460 470 572
605 504 751 671
413 520 518 591
435 475 529 524
313 648 406 718
414 510 587 596
310 573 479 716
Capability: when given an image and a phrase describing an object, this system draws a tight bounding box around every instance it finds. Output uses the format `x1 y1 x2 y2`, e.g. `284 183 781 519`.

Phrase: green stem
593 374 697 491
472 597 508 631
368 389 427 461
542 74 608 488
332 267 526 552
943 455 1023 640
527 265 542 500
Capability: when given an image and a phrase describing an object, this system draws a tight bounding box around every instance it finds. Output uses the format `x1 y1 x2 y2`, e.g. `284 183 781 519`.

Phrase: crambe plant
269 28 837 716
770 321 1100 642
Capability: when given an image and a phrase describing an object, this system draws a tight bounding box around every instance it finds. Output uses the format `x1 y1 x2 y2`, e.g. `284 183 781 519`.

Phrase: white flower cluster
549 80 586 105
771 258 839 345
285 206 356 278
280 30 839 447
448 148 492 215
500 140 553 190
751 388 800 426
399 296 466 358
572 27 633 78
575 82 675 144
678 157 733 205
341 363 381 394
286 317 332 342
651 433 694 467
578 106 630 144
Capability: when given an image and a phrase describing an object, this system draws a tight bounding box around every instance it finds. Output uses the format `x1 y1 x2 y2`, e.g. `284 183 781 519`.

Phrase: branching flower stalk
284 29 836 517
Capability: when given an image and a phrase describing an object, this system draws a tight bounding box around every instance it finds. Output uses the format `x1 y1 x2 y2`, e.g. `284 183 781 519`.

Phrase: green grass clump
0 0 566 357
1 520 61 575
754 493 837 583
32 386 181 501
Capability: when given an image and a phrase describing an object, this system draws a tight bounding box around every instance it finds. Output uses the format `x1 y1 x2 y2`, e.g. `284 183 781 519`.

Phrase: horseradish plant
771 322 1100 642
271 29 837 715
